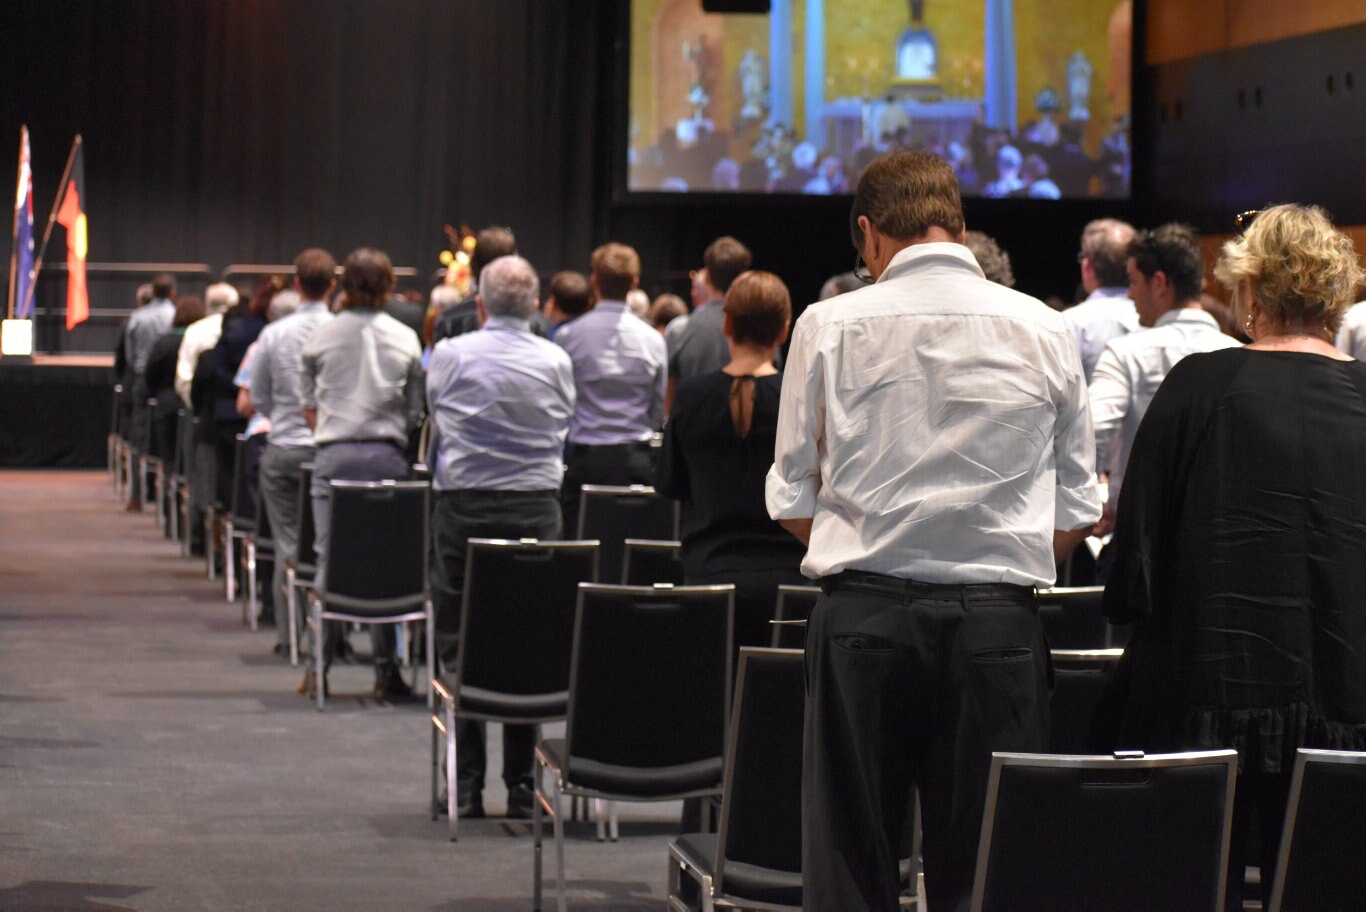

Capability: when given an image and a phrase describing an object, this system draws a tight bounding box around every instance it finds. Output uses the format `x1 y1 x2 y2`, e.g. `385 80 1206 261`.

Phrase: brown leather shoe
373 667 415 702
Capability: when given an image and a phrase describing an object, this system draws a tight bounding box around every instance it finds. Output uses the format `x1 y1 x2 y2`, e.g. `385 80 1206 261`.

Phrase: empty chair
284 462 317 667
1048 648 1123 754
307 480 433 710
430 539 600 840
620 538 683 585
576 484 678 587
769 584 819 650
1268 748 1366 912
1036 585 1129 649
533 583 734 912
970 749 1238 912
668 647 805 911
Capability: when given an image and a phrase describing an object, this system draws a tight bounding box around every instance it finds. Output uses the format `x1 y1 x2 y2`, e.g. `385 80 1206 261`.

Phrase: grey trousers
310 440 411 672
259 442 314 649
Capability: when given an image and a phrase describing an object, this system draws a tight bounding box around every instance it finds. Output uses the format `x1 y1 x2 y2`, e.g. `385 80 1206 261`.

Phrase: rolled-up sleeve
765 316 824 520
1053 341 1104 530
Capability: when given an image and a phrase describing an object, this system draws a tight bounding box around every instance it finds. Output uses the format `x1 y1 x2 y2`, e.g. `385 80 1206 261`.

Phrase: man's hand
779 517 813 545
303 407 317 430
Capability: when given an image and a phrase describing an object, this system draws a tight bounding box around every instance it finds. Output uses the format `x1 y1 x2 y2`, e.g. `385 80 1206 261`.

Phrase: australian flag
12 126 35 319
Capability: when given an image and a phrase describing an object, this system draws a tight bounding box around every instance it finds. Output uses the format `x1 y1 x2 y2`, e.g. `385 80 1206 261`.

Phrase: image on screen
628 0 1132 199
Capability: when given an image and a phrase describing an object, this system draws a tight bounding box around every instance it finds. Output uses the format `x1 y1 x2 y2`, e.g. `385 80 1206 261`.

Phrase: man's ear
475 295 488 327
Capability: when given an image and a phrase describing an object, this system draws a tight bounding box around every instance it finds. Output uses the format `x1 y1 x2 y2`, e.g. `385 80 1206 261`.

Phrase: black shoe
334 639 356 664
373 667 415 702
257 607 276 627
272 643 287 657
457 790 485 819
506 783 535 819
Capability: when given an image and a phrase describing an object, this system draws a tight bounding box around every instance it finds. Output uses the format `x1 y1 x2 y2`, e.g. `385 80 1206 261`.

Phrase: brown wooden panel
1198 226 1366 305
1228 0 1366 48
1145 0 1229 65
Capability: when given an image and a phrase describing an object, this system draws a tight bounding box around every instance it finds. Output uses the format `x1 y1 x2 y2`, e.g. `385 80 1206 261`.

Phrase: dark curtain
0 0 611 284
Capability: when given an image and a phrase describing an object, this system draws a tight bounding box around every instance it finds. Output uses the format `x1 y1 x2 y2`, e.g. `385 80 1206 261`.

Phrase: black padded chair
576 484 679 588
769 584 819 650
1035 585 1126 649
668 647 805 911
1048 647 1124 754
284 462 317 668
222 434 257 613
430 539 600 840
1268 748 1366 912
307 480 433 711
970 749 1238 912
533 583 734 912
621 538 683 585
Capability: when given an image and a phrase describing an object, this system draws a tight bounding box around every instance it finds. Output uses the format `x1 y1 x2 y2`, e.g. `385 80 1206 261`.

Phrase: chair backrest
621 538 684 586
770 584 820 649
173 409 192 478
321 480 429 612
293 462 316 571
228 433 256 526
971 749 1238 912
577 484 679 587
1036 586 1112 649
1269 748 1366 912
565 583 732 774
1048 648 1123 754
714 647 806 892
455 539 599 703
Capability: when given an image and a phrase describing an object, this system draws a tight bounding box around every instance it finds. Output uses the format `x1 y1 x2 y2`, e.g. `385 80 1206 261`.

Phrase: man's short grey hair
429 284 462 315
625 288 650 321
136 283 153 307
204 282 240 316
478 255 540 319
267 289 301 322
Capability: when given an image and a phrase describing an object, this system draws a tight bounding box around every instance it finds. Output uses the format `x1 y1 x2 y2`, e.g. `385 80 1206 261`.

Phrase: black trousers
430 488 561 793
803 573 1049 912
560 441 654 536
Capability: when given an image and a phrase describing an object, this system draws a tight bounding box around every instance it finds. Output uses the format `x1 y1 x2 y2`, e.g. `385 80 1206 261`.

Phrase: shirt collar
299 299 328 312
594 300 627 314
694 298 723 313
484 315 532 333
1154 307 1219 330
878 242 985 284
1086 286 1130 301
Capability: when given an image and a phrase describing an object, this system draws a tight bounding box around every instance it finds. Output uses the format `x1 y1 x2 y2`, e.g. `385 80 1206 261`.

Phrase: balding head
1080 218 1137 292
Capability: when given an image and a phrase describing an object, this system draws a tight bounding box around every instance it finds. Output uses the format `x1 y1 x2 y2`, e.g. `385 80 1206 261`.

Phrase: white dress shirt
766 242 1102 587
1062 287 1140 382
427 315 575 491
174 312 223 406
1335 301 1366 360
554 300 667 445
1089 307 1239 510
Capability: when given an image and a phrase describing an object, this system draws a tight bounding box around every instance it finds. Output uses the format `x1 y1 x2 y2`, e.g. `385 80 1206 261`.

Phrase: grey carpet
0 470 683 911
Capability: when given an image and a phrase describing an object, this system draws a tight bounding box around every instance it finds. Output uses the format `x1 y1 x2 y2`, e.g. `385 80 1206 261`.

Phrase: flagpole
6 125 25 322
22 133 81 321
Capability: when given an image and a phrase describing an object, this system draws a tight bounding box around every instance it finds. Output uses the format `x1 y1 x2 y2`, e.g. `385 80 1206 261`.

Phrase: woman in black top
1100 204 1366 910
655 270 807 649
143 294 205 466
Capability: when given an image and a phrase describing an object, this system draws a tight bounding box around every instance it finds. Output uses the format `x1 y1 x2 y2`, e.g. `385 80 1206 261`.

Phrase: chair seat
457 685 567 720
673 833 803 907
539 738 723 798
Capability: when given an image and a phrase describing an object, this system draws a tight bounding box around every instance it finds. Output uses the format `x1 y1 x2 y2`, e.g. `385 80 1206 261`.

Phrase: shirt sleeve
765 316 824 520
1087 343 1130 480
250 334 274 418
174 324 197 406
403 347 426 432
298 339 318 412
648 336 667 431
1052 338 1104 531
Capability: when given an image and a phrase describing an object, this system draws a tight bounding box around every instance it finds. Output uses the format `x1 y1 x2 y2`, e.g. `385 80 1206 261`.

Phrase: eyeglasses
1234 210 1262 234
853 249 875 284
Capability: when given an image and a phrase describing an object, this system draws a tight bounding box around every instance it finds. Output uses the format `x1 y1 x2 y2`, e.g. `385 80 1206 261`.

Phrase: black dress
655 371 807 649
1102 347 1366 768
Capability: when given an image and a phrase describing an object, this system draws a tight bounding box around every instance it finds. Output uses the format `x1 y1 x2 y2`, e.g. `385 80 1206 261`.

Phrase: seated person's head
723 270 791 349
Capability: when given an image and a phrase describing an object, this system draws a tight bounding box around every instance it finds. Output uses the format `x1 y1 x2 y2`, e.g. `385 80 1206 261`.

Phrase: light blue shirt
554 300 667 445
250 300 332 448
427 315 575 491
125 299 175 374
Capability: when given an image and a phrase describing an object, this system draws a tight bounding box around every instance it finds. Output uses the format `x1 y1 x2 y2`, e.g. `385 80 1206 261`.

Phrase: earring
1244 313 1255 332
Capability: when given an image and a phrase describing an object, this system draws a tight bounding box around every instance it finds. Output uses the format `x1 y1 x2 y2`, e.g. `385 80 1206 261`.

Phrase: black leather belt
822 569 1035 601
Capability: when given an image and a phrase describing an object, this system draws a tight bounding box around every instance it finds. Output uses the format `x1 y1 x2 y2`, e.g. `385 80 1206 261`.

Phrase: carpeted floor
0 470 681 911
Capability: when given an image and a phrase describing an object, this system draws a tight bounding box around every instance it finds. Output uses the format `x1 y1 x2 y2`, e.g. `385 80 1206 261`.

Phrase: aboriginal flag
55 137 87 330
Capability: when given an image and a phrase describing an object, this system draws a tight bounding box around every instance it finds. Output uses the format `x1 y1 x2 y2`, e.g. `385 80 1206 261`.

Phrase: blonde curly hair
1214 204 1364 334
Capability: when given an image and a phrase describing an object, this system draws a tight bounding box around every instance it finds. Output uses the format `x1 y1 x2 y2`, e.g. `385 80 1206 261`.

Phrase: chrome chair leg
552 774 568 912
285 566 300 667
223 519 236 602
245 536 258 631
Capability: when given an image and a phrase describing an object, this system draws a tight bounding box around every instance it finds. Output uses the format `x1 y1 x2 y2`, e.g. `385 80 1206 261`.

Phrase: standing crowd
114 148 1366 912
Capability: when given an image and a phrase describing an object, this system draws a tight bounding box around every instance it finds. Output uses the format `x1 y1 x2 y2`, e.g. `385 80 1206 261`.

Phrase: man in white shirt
175 283 239 407
1089 224 1238 547
766 150 1101 912
1063 217 1139 381
1335 299 1366 360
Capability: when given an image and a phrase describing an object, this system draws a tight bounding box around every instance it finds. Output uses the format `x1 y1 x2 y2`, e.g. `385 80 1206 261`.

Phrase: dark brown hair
340 248 395 310
151 273 177 300
724 270 791 347
172 294 204 328
548 270 591 317
591 242 641 301
703 236 753 294
850 149 963 250
294 248 337 299
472 227 517 278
